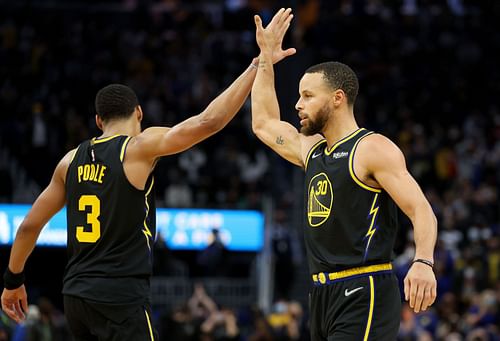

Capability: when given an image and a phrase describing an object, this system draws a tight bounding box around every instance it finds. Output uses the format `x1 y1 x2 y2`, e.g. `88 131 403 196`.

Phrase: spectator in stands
197 229 228 277
200 306 240 341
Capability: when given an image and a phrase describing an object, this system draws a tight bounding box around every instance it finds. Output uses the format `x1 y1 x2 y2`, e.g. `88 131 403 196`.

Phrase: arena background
0 0 498 340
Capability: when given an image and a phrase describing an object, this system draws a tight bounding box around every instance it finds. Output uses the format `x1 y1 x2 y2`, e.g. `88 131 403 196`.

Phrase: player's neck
99 118 140 138
323 113 359 149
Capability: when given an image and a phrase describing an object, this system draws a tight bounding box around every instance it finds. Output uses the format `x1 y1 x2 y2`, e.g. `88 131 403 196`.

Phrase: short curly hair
95 84 139 121
305 62 359 106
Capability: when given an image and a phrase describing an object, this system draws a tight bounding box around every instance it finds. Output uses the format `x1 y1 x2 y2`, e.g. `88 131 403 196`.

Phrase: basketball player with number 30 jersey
252 9 437 340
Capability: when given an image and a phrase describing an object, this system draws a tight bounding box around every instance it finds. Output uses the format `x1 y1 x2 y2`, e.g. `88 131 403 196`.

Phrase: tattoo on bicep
276 136 284 145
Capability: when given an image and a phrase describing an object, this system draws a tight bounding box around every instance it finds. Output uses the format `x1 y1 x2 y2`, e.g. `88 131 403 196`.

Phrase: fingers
256 8 294 40
278 8 292 26
277 13 294 40
431 283 437 305
269 8 286 27
415 284 437 312
2 302 24 323
254 15 264 31
13 301 26 322
419 287 432 311
404 276 410 301
404 277 437 313
408 279 417 310
268 8 293 30
404 274 418 310
404 263 437 313
255 8 295 62
283 48 297 57
413 283 425 313
422 283 437 310
2 304 18 322
1 288 28 323
21 296 29 316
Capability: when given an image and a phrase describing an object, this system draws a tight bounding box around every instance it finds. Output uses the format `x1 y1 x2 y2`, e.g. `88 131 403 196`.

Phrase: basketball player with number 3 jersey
1 12 296 338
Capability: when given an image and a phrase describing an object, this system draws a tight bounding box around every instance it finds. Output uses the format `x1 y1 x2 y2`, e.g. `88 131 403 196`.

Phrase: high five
1 9 297 341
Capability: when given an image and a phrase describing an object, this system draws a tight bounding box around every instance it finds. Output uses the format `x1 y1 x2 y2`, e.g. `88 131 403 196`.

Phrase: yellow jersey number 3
76 194 101 243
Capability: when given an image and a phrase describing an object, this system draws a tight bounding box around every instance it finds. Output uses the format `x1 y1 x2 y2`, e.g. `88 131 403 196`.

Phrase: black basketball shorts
309 272 401 341
64 295 158 341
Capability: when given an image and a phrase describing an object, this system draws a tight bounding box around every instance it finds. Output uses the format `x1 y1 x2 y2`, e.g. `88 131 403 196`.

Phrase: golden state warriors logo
307 172 333 227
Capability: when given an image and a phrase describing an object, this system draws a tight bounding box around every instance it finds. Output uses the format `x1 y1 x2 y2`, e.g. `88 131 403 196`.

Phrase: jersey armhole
120 136 132 163
304 139 327 170
120 136 152 192
348 133 382 193
69 145 80 165
65 145 81 185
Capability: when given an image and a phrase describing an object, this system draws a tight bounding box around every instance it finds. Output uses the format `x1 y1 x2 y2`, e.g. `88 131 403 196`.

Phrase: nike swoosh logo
344 287 364 296
311 151 322 159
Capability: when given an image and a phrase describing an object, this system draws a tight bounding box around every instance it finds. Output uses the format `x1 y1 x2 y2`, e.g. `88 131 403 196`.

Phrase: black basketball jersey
63 135 155 304
303 128 398 274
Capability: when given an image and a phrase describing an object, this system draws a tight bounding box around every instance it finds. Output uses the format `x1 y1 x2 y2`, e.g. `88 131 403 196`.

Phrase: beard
300 103 331 136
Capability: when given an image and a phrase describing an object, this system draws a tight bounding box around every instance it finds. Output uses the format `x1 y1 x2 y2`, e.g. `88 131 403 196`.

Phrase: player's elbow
251 116 266 136
16 222 40 239
410 200 437 228
252 125 267 143
431 209 438 228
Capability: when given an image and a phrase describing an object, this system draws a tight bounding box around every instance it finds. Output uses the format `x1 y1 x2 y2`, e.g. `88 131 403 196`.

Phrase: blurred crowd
0 284 310 341
0 0 499 340
155 282 310 341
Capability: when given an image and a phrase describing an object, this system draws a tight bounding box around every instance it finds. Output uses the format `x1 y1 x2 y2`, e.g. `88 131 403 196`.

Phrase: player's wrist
3 267 25 290
250 58 259 69
259 51 273 62
411 258 434 269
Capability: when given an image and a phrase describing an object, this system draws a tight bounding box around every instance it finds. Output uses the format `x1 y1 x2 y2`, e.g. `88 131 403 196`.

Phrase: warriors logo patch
307 172 333 227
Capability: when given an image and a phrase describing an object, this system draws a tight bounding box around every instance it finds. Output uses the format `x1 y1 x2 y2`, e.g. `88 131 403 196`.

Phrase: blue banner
0 204 264 251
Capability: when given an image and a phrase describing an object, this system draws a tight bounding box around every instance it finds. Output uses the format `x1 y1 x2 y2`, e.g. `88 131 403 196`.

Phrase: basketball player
1 9 296 340
251 9 437 340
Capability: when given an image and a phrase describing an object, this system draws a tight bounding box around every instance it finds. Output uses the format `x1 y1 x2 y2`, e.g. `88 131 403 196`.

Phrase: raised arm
251 9 320 168
359 134 437 313
1 149 72 322
128 60 259 161
131 10 298 163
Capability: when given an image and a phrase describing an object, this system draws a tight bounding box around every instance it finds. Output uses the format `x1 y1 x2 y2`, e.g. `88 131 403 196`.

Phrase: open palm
254 8 296 64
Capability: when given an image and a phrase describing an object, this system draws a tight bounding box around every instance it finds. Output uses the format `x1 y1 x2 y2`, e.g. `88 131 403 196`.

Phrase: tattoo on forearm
259 60 267 69
276 136 284 145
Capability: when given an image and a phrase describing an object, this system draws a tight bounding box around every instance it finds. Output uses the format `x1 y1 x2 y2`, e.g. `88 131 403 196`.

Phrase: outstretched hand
254 8 296 64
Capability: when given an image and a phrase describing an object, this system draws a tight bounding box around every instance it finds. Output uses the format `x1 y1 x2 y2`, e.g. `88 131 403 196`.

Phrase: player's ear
332 89 346 107
95 115 104 131
136 105 143 122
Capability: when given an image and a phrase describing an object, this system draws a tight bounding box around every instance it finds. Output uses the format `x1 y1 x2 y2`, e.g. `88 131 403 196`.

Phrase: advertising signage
0 204 264 251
